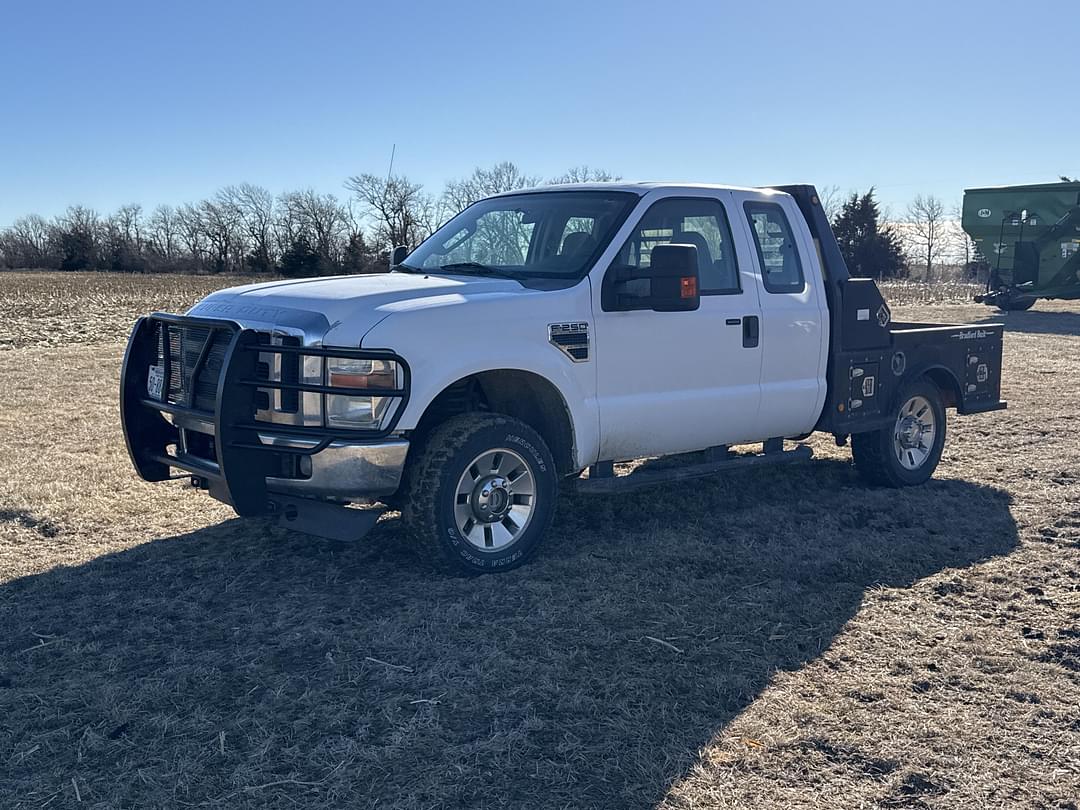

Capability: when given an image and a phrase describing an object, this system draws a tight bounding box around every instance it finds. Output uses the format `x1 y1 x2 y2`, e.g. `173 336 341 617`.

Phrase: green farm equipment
962 181 1080 310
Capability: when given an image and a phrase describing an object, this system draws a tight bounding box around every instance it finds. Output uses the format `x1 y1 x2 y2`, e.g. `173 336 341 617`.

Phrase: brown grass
877 280 985 306
0 271 265 350
1 273 1079 808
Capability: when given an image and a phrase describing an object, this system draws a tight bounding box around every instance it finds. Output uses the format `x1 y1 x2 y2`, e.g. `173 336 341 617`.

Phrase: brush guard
120 312 409 537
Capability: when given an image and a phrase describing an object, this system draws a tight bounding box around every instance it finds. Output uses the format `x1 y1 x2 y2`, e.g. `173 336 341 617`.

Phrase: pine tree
279 236 321 278
831 188 905 278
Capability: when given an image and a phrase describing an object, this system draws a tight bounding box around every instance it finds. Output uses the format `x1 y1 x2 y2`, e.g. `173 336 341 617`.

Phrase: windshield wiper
391 263 425 274
436 262 516 278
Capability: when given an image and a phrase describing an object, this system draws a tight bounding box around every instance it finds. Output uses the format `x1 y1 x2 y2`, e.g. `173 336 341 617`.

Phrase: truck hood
188 272 522 341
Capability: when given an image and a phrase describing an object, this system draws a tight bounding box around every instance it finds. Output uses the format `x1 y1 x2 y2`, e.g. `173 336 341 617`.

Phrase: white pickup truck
121 183 1007 573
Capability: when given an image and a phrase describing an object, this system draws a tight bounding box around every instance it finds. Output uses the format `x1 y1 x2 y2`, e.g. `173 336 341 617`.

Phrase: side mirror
647 244 700 311
606 244 700 312
390 245 410 267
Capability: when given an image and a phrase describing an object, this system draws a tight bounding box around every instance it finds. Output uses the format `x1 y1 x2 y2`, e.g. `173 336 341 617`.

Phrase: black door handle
742 315 759 348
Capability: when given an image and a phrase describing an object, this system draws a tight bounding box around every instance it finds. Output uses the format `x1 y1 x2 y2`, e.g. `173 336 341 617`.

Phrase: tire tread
851 377 945 488
399 412 552 573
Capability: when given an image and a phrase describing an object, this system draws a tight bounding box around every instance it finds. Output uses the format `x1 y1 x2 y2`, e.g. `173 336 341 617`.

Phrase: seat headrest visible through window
674 230 713 270
561 231 594 256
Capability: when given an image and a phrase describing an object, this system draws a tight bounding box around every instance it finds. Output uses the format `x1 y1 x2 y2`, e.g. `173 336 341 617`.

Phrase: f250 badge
548 322 590 362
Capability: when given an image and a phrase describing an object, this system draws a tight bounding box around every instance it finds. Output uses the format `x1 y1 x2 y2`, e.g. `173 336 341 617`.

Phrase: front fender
358 292 600 470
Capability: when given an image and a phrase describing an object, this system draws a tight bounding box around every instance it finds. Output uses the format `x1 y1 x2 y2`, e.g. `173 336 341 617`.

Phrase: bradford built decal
952 329 992 340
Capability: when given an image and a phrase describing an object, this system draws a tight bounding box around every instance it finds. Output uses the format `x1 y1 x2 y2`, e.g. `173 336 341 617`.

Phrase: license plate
147 365 165 400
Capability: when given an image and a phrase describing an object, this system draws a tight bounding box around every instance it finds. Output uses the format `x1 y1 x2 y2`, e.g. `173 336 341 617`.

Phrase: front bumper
120 312 410 525
263 435 408 499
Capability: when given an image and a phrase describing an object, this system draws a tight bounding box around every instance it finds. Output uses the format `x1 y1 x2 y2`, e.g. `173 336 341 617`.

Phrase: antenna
386 143 396 185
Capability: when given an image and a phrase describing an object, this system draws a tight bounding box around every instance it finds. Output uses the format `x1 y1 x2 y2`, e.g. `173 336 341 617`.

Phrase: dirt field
1 272 1078 808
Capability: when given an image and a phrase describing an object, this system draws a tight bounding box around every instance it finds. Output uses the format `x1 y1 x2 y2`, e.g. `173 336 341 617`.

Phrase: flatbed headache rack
772 185 1006 435
120 312 409 534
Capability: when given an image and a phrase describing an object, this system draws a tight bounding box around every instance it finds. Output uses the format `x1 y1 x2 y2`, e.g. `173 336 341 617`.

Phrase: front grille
153 322 307 420
156 323 232 411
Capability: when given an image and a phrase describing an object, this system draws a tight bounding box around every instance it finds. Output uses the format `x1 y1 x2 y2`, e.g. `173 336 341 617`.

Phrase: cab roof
488 181 790 198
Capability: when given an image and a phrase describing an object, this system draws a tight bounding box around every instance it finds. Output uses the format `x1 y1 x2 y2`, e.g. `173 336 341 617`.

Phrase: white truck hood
188 272 522 342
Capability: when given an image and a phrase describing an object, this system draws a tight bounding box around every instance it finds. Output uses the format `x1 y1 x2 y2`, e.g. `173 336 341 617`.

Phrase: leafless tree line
0 163 618 277
4 166 979 282
820 184 979 282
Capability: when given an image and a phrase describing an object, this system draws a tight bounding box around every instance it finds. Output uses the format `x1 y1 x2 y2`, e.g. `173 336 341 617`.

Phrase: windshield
402 191 638 279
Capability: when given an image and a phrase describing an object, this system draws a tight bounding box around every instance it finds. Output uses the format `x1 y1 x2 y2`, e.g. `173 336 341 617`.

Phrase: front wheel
399 413 557 574
852 378 946 487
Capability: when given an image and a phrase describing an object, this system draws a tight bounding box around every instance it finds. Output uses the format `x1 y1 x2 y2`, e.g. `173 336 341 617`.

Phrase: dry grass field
1 271 1078 809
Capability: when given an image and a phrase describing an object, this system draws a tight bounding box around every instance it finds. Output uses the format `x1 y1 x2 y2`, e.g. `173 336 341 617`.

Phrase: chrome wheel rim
893 395 936 470
454 448 535 552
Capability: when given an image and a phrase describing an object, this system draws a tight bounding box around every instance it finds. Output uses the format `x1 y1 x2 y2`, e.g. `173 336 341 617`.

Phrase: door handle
742 315 759 348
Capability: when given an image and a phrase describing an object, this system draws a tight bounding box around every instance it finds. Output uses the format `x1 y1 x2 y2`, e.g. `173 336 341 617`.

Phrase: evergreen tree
279 236 321 278
831 188 905 278
343 231 376 274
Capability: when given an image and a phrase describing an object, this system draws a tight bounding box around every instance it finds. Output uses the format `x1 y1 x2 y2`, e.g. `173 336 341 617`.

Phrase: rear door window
744 202 805 294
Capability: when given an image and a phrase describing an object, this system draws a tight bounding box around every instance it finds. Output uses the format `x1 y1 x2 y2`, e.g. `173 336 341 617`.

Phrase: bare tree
222 184 276 271
948 202 975 268
199 199 245 272
113 204 143 253
548 166 621 184
818 184 843 223
175 203 208 270
0 214 55 268
442 161 540 214
905 194 947 281
345 173 433 251
280 189 348 264
147 205 179 264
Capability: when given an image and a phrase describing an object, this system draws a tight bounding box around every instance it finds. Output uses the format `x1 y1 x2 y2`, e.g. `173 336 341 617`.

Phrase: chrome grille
155 323 232 411
151 322 317 426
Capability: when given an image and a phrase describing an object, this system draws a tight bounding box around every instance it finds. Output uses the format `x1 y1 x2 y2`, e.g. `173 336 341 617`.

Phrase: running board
575 444 813 496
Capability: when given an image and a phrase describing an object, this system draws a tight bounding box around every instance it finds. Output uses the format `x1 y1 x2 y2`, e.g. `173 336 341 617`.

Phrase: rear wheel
998 297 1035 312
399 413 557 574
852 378 946 487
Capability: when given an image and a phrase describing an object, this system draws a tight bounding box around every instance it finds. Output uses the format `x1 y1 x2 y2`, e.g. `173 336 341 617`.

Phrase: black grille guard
120 312 410 517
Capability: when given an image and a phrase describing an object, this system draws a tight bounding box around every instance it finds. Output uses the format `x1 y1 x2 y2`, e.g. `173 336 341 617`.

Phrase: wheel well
410 370 577 476
922 367 960 409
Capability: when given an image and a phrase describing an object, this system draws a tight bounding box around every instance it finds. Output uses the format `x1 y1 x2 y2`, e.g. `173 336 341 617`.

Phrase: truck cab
121 183 1007 573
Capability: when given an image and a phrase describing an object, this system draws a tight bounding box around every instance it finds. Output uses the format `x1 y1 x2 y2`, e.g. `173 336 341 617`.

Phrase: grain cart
963 181 1080 310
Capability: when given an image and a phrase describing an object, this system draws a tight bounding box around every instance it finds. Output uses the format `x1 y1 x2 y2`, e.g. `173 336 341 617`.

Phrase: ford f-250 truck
121 183 1007 573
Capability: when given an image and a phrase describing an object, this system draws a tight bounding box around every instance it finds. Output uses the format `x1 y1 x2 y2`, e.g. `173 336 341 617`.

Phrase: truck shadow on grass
976 307 1080 337
0 460 1017 808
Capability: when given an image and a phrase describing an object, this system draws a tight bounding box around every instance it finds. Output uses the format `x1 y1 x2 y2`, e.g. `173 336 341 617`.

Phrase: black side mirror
647 244 700 311
391 245 410 267
608 244 700 312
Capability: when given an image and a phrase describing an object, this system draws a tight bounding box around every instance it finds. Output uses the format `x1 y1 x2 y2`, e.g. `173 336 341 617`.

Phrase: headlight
324 357 401 429
327 358 397 390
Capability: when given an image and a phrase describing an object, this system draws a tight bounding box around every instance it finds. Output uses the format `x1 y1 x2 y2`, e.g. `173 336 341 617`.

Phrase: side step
576 444 813 496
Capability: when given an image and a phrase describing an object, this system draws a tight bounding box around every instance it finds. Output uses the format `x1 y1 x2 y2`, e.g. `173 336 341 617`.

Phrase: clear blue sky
1 0 1076 225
